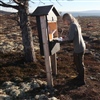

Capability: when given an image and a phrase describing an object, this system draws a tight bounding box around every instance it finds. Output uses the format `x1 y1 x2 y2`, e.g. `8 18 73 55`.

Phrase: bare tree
0 0 37 62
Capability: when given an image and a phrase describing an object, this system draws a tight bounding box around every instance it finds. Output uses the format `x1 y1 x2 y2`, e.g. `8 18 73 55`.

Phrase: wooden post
40 16 53 87
51 53 57 76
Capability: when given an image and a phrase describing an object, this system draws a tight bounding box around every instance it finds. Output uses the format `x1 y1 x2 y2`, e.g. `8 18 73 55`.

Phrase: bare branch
0 0 19 10
30 0 34 4
7 0 14 4
56 0 62 6
49 0 54 4
13 0 20 5
39 0 45 5
13 0 31 5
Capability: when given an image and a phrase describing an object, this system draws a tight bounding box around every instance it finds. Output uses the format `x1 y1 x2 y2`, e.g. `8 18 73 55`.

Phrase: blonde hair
62 13 79 26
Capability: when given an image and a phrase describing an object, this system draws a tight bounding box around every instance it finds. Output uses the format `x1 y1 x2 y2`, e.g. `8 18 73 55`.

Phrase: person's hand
53 37 63 43
62 36 69 41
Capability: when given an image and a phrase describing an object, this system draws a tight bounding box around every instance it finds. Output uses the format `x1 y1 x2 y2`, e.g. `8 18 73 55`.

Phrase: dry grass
0 14 100 99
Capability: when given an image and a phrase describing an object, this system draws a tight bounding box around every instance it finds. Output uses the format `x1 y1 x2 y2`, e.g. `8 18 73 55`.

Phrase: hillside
0 13 100 99
0 10 15 15
60 10 100 17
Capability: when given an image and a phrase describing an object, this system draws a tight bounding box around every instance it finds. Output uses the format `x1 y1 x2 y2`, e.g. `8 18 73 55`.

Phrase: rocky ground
0 14 100 100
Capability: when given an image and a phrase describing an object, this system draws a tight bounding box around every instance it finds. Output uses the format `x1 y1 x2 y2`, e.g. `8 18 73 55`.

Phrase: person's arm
62 36 72 43
68 23 77 42
53 24 77 43
53 36 70 43
60 24 77 43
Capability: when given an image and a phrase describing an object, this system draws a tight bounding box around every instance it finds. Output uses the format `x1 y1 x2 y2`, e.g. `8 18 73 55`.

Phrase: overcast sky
0 0 100 12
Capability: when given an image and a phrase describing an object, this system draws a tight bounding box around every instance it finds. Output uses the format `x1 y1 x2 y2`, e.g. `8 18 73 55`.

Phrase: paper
53 37 63 41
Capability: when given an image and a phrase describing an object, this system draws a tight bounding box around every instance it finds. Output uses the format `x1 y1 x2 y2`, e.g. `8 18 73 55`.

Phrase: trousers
73 52 85 80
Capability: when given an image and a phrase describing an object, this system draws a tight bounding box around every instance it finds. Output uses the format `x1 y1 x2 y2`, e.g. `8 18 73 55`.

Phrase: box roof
32 5 60 16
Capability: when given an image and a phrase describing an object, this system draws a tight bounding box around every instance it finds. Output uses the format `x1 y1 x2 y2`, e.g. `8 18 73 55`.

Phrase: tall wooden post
51 53 57 76
32 5 60 87
40 16 53 87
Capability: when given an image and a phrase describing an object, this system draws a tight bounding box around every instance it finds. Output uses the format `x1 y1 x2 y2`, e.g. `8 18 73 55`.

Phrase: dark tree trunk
19 2 36 62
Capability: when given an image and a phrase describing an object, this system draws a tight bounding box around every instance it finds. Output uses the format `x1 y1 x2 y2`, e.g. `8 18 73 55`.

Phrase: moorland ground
0 13 100 99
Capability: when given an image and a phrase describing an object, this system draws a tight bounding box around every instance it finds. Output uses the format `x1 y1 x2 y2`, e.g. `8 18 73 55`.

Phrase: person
62 13 86 85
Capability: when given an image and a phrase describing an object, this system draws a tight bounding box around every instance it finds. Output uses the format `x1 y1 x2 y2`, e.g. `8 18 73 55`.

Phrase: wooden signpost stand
40 16 53 87
32 5 60 87
51 53 57 76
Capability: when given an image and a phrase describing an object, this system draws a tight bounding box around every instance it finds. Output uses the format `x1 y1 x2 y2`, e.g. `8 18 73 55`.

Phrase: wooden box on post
32 5 60 87
32 5 60 56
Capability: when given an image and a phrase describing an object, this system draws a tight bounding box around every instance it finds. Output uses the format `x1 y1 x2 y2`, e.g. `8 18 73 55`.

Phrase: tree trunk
19 2 36 62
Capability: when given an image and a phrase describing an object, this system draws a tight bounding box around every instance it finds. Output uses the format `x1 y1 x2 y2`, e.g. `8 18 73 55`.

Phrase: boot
76 75 85 85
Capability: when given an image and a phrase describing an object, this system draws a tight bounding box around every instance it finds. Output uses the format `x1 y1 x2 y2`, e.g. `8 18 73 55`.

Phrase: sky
0 0 100 12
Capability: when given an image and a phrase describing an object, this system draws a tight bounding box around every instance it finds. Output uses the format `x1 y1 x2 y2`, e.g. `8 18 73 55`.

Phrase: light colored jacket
68 23 86 53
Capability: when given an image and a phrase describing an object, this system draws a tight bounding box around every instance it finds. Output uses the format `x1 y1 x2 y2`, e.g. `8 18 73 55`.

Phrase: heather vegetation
0 13 100 99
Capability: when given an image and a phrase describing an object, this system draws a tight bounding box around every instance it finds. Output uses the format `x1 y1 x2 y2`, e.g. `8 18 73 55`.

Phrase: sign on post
40 16 53 87
32 5 60 87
